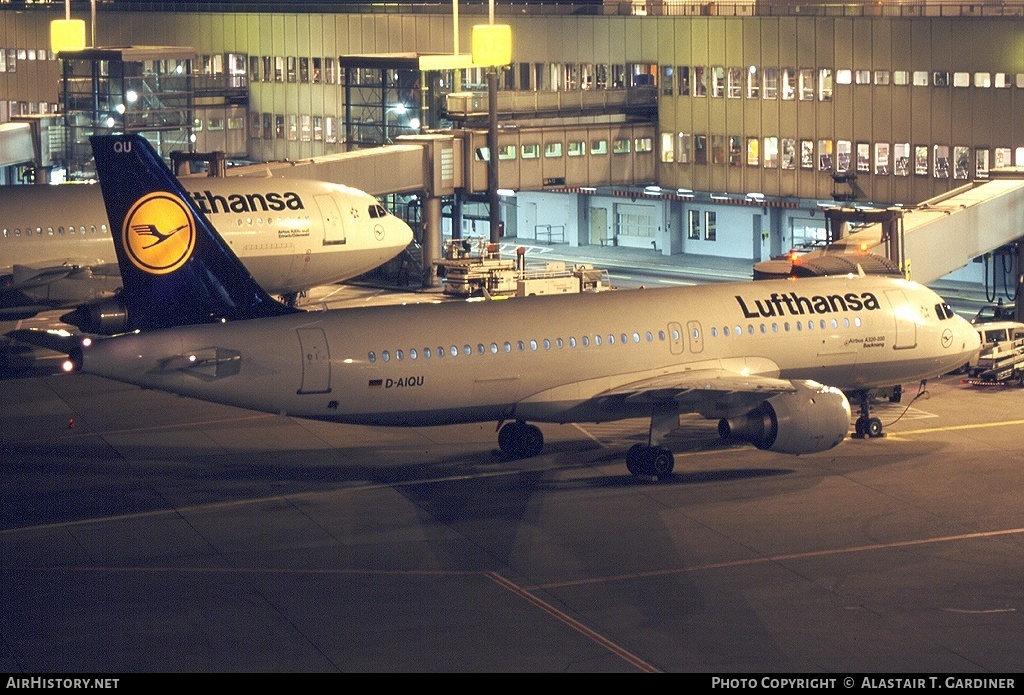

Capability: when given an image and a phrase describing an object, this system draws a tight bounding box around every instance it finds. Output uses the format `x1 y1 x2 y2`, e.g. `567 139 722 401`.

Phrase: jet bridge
754 173 1024 318
187 123 656 287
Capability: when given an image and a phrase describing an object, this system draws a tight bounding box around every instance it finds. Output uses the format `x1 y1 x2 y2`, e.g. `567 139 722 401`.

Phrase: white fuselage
79 274 981 428
0 178 413 295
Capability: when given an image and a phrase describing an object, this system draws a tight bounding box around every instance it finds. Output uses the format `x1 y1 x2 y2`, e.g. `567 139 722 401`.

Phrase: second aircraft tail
89 134 298 332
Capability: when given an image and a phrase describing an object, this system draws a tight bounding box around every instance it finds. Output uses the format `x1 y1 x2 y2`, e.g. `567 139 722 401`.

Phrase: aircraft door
668 322 685 355
686 320 704 353
315 194 346 245
884 289 918 349
297 327 332 394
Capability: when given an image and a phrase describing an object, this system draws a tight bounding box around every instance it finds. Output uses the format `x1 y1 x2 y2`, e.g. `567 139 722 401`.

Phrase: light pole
472 18 512 244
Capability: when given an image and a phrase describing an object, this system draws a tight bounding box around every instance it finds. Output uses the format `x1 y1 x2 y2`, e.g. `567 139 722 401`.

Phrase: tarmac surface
2 243 1022 673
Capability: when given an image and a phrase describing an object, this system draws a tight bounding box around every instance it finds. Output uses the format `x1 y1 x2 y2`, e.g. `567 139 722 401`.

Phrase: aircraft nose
393 217 414 246
959 316 982 359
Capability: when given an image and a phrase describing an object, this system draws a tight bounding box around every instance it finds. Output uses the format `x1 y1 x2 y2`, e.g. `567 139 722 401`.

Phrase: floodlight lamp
50 19 86 54
472 24 512 67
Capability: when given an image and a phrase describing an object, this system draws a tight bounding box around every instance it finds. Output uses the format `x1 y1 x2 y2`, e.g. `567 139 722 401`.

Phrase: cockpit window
368 204 388 219
935 303 955 320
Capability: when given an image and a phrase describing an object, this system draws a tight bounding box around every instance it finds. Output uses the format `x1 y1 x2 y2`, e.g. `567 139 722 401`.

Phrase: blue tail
89 134 298 331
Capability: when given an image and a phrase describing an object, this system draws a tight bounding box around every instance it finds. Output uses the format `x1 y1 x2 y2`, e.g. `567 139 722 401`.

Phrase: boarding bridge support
422 195 442 288
1017 242 1024 323
825 207 906 277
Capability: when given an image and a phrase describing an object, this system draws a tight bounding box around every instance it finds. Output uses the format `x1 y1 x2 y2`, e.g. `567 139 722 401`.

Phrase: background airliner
59 135 981 478
0 176 413 333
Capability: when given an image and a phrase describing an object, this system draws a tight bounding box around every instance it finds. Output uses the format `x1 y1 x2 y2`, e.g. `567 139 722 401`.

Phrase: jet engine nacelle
60 298 129 335
718 382 851 455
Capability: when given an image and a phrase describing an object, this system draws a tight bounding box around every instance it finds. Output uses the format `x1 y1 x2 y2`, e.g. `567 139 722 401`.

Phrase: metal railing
3 1 1023 19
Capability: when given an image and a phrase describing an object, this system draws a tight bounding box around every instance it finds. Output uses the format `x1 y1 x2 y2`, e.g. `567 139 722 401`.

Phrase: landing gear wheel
866 417 883 438
646 447 675 478
626 444 645 476
497 421 544 458
625 445 675 479
852 390 886 439
854 415 884 438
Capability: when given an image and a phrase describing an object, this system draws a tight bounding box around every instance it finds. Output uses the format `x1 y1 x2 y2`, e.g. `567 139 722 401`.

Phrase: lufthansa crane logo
122 192 197 274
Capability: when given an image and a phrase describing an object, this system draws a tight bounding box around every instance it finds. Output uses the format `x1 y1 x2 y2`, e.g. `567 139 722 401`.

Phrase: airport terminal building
2 1 1024 286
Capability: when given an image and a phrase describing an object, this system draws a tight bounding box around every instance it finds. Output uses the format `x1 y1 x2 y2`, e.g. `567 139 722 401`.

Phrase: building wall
5 10 1022 205
2 7 1021 280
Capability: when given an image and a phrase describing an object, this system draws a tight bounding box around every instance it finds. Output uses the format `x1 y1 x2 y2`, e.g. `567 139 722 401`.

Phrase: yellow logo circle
122 192 196 274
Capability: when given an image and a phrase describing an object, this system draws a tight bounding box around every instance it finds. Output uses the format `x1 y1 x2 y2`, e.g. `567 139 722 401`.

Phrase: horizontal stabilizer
11 264 79 290
5 328 87 356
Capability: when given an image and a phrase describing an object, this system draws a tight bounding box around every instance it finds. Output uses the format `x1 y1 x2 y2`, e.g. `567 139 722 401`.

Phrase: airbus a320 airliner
0 172 413 332
54 134 980 478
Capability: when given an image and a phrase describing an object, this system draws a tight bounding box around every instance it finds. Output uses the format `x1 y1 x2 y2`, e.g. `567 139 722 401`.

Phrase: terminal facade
2 2 1024 287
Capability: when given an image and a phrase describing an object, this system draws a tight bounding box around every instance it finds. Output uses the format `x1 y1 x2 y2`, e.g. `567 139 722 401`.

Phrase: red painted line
525 526 1024 591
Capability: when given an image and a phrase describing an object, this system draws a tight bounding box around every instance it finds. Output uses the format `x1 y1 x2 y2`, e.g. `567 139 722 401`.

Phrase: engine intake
718 382 851 455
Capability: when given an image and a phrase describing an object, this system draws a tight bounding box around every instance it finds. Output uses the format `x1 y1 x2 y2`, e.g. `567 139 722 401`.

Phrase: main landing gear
851 390 884 438
625 401 678 479
496 407 678 480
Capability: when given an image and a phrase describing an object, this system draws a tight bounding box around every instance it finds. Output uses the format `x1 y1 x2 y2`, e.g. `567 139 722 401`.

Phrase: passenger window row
2 224 107 238
368 329 669 364
710 316 861 338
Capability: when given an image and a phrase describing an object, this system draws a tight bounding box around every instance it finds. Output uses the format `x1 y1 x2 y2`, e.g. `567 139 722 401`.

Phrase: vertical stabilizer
89 134 297 331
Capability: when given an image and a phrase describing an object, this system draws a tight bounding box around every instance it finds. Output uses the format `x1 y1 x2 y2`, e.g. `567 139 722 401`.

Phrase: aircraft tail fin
89 134 298 332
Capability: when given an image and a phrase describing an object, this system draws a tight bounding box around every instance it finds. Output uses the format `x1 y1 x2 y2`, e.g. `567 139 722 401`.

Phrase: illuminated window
711 66 725 97
728 67 742 98
677 66 690 95
798 69 815 100
660 133 674 163
934 145 950 178
763 136 778 169
693 66 707 97
762 67 777 99
746 137 759 166
836 141 851 173
894 143 911 176
875 143 890 175
818 69 832 101
954 146 970 180
677 133 691 164
781 68 796 100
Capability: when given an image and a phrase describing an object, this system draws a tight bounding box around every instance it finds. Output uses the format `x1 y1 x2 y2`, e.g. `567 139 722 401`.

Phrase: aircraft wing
598 368 799 419
1 262 123 320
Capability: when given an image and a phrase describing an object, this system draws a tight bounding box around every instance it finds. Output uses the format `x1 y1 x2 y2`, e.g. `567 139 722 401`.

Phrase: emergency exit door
297 327 331 394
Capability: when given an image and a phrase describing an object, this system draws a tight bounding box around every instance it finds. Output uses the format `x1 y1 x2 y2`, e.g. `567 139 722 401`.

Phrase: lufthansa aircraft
0 174 413 332
57 134 980 478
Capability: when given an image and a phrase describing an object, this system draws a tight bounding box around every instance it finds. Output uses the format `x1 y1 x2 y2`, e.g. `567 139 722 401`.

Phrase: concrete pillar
422 194 442 289
452 190 464 240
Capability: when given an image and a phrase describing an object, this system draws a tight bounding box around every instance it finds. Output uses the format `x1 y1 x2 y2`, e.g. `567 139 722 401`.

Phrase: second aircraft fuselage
79 274 981 428
0 177 413 296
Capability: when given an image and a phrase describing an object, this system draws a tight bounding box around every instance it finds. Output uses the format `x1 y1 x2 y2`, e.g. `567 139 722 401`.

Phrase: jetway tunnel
754 173 1024 320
